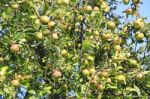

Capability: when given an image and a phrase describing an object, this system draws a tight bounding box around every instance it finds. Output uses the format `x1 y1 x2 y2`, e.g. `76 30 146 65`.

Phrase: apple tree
0 0 150 98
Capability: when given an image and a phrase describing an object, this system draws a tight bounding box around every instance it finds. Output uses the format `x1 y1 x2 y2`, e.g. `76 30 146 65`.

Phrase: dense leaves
0 0 150 98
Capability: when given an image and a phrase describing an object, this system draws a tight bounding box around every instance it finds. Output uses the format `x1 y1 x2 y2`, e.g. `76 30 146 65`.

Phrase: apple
11 3 19 9
107 78 112 83
11 79 20 86
136 72 144 79
93 6 99 11
89 68 96 74
52 33 59 39
48 21 55 29
90 79 97 84
96 84 104 91
100 71 109 78
57 0 63 4
87 55 94 62
132 0 140 4
10 44 20 53
113 36 122 45
115 75 125 81
114 45 121 51
84 5 92 12
61 49 68 56
77 15 83 21
133 18 144 29
82 69 90 76
135 32 144 40
101 2 110 12
125 8 133 15
129 59 138 66
52 70 62 78
35 32 43 40
62 0 70 4
107 21 116 30
39 16 49 24
93 31 99 36
123 0 130 5
102 33 112 41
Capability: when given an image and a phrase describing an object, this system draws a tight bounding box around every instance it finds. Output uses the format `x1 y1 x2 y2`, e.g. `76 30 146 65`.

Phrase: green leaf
134 84 141 97
28 90 36 95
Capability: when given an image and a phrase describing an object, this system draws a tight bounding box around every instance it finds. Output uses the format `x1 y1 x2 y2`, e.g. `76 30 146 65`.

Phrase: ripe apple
93 6 99 11
39 16 49 24
123 0 130 5
61 49 68 56
125 8 133 15
114 45 121 51
132 0 140 4
84 5 92 12
100 71 109 78
90 79 97 84
133 18 144 29
62 0 70 4
96 84 104 91
52 70 62 78
48 21 55 29
52 33 59 39
136 72 144 80
89 68 96 74
115 75 125 81
107 21 116 30
10 44 20 53
135 32 144 40
11 79 20 86
82 69 90 76
35 32 43 40
11 3 19 9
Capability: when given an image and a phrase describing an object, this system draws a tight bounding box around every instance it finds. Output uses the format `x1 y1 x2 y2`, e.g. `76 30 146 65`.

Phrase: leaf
28 90 36 95
134 84 141 97
126 87 136 92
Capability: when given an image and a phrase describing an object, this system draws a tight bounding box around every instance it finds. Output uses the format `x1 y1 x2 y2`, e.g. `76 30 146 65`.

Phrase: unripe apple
100 71 109 78
11 3 19 9
129 59 138 66
52 33 59 39
107 21 116 30
114 45 121 51
113 36 122 45
87 55 94 62
89 68 96 74
52 70 62 78
76 15 83 21
39 16 49 24
93 31 99 36
102 33 112 41
107 78 112 83
48 21 55 29
135 32 144 40
82 69 90 76
123 0 130 5
61 49 68 56
133 18 144 29
11 79 20 86
115 75 125 81
35 32 43 40
10 44 20 53
136 72 144 80
56 0 63 4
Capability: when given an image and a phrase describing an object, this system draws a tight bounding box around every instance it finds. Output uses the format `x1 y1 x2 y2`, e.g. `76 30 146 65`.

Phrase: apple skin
114 45 121 51
115 75 125 81
107 21 116 30
135 32 144 40
125 8 133 15
11 79 20 86
89 68 96 74
82 69 90 76
136 72 144 80
100 71 109 78
133 18 144 29
48 21 55 29
35 32 43 40
96 84 104 91
61 49 68 56
39 16 49 24
123 0 130 5
52 70 62 78
10 44 20 53
52 33 59 39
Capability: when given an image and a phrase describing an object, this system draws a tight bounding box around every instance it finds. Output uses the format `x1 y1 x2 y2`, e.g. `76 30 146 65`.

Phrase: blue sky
116 0 150 22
